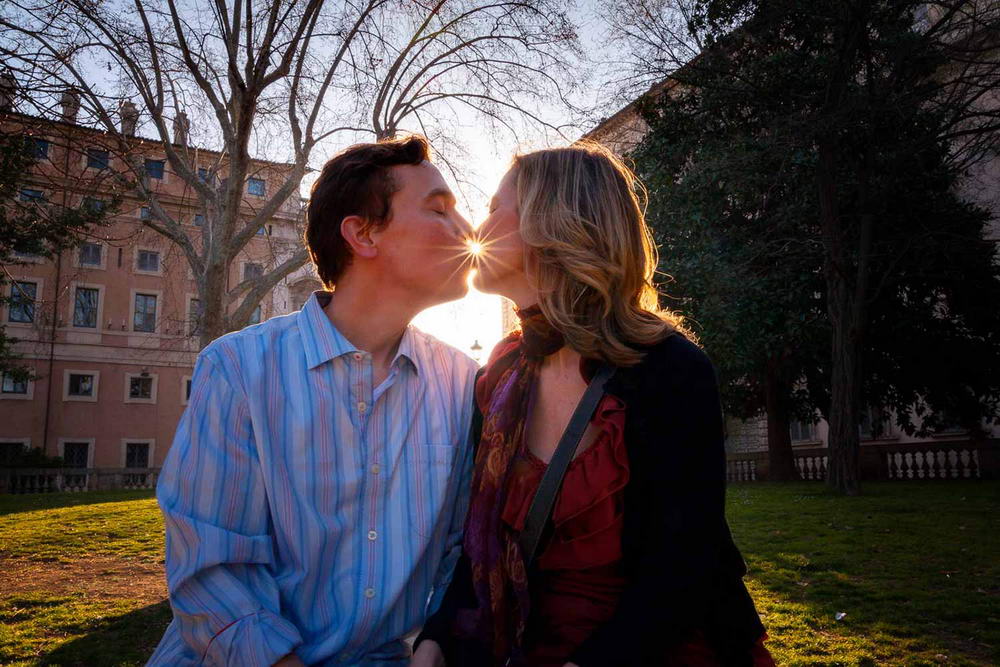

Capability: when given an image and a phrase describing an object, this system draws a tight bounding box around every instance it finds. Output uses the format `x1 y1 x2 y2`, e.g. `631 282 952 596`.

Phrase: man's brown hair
306 134 431 287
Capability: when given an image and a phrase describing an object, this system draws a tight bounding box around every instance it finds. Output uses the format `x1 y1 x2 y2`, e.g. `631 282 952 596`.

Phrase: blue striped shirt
148 291 479 666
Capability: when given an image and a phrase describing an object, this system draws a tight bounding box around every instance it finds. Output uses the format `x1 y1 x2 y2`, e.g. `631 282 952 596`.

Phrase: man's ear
341 216 379 260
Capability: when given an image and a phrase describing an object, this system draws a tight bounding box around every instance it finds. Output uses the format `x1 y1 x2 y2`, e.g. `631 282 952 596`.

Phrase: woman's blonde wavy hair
513 141 683 367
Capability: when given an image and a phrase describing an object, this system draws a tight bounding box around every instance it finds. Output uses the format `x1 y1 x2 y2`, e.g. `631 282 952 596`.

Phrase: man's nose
453 211 474 239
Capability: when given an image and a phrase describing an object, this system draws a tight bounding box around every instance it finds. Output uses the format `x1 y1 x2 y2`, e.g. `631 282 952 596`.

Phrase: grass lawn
0 482 996 666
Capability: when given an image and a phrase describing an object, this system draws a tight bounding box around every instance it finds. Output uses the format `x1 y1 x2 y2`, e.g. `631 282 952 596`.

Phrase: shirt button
370 464 381 474
368 530 377 541
364 587 376 599
352 352 362 361
357 401 367 413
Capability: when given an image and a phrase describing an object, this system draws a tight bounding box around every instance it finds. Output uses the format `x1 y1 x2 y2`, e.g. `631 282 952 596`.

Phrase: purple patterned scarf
454 305 564 665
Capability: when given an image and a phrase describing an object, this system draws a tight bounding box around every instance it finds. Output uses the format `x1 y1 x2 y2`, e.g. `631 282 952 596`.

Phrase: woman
412 142 773 666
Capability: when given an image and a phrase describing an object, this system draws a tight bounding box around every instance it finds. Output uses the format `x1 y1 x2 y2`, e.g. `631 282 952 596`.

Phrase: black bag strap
518 363 615 567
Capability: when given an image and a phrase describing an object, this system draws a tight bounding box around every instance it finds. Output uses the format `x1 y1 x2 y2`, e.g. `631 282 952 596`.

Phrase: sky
35 0 625 364
401 9 617 362
409 136 524 362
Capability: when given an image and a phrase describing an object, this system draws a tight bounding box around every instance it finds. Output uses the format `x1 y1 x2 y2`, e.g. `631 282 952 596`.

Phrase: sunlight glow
413 273 504 365
467 239 485 257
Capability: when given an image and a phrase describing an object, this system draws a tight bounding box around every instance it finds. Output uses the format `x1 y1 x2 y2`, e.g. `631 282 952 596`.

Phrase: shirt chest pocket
409 444 462 513
415 444 459 466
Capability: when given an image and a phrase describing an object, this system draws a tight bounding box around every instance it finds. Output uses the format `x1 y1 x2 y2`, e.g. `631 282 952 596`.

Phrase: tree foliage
629 0 1000 491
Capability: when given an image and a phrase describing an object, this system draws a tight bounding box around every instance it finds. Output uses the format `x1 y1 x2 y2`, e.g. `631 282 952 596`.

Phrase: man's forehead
392 162 448 190
392 161 453 199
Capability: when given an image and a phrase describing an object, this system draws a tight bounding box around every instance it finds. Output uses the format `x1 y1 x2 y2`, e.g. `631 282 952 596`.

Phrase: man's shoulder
198 313 301 374
407 326 479 378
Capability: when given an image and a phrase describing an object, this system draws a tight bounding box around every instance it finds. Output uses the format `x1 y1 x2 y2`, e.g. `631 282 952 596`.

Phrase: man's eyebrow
424 187 456 205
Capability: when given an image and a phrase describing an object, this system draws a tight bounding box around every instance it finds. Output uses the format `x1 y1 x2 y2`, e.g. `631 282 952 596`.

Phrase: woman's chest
524 368 595 462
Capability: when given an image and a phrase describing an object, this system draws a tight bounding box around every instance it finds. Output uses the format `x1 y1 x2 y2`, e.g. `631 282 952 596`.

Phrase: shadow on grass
0 489 156 517
729 481 1000 666
39 600 170 667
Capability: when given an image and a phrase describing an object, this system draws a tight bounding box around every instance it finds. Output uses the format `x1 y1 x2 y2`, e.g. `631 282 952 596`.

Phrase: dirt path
0 556 167 604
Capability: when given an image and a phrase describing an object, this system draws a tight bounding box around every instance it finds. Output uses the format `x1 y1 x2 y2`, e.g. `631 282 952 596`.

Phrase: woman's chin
471 269 496 294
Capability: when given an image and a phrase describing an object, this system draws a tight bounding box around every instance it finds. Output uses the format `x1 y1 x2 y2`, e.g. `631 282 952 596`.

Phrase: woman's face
472 168 533 303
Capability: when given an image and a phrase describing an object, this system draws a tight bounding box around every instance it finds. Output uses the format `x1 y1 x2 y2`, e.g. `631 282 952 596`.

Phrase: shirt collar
299 291 421 374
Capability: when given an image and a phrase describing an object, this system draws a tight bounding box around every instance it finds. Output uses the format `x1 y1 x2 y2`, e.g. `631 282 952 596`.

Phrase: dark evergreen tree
631 0 1000 492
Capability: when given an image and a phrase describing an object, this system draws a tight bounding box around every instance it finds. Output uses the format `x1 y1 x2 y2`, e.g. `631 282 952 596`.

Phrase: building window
19 188 44 202
185 378 192 401
129 376 153 400
67 373 95 397
78 242 102 267
25 136 49 159
8 281 37 323
125 441 150 468
62 442 89 468
2 374 28 395
83 197 106 213
197 167 210 183
124 372 158 404
87 148 109 170
72 286 99 328
136 249 160 272
790 419 816 443
188 298 202 337
256 226 266 236
0 442 26 466
133 293 157 332
145 159 165 180
140 206 151 220
243 262 263 281
193 214 204 226
247 177 265 196
249 305 262 325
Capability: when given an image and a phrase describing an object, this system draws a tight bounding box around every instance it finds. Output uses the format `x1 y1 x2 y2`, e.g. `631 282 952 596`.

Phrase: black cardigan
416 333 766 666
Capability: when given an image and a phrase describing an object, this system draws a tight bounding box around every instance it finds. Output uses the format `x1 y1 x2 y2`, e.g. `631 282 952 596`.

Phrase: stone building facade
0 102 322 486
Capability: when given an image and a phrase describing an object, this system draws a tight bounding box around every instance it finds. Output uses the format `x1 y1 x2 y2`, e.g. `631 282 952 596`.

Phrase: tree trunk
764 356 798 481
825 293 862 495
818 140 864 496
198 263 229 350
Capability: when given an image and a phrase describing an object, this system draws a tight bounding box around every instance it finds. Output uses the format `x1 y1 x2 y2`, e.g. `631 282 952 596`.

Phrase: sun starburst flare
467 239 485 257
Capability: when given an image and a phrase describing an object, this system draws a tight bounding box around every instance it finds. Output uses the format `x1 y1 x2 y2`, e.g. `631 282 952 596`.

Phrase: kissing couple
147 135 773 667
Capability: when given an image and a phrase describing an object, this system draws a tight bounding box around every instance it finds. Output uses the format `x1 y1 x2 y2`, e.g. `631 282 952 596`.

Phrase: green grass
0 483 997 666
0 490 162 563
728 482 1000 666
0 594 170 667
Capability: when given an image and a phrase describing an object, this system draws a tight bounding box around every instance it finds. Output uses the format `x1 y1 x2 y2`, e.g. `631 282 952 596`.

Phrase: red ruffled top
499 377 776 667
502 391 629 666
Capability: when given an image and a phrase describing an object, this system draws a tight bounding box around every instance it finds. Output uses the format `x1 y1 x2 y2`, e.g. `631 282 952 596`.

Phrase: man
148 135 479 666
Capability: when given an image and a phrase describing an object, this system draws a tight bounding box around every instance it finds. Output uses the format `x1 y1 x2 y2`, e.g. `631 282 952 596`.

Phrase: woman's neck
493 276 538 310
541 344 582 376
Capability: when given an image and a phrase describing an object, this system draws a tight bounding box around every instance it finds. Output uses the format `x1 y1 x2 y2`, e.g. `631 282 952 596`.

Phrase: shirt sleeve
157 350 303 666
425 365 480 615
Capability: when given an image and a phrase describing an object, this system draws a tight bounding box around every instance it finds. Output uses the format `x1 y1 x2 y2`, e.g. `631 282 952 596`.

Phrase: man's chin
422 279 470 307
